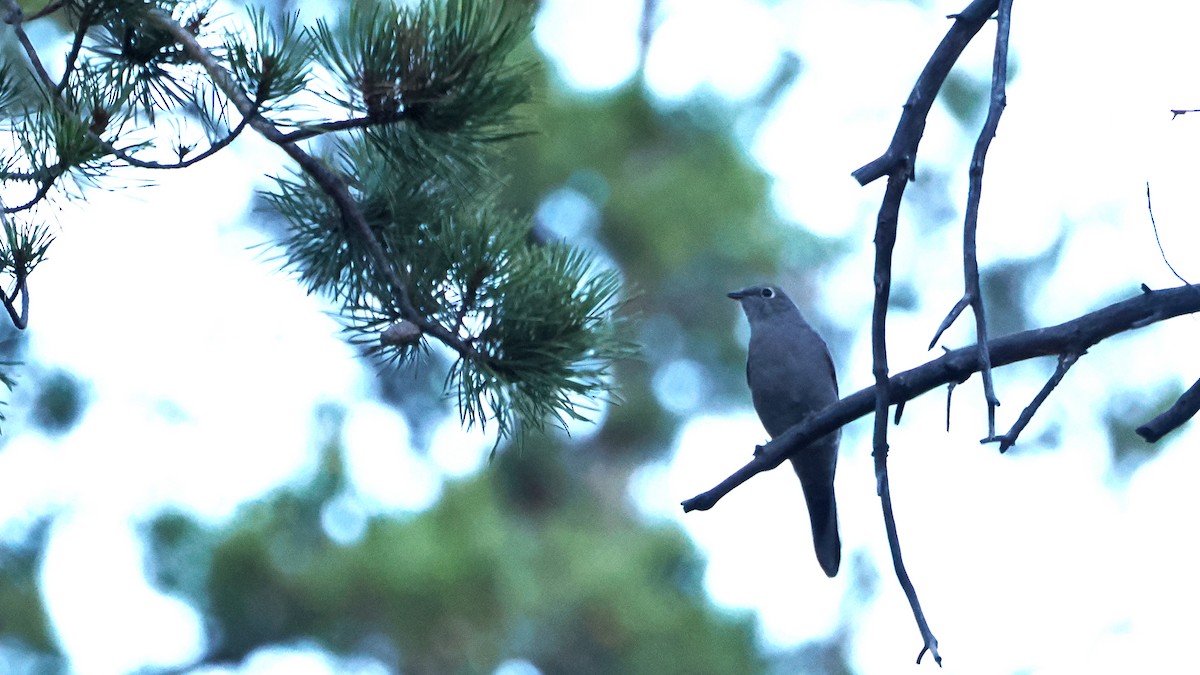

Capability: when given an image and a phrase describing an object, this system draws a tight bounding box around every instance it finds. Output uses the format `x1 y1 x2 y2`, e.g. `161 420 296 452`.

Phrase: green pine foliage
226 9 311 110
310 0 533 137
0 0 633 440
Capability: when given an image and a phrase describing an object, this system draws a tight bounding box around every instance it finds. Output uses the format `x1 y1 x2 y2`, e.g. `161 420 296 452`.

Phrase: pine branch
2 0 629 439
146 9 476 355
147 4 627 439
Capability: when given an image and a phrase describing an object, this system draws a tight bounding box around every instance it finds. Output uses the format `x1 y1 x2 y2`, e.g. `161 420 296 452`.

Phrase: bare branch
1136 377 1200 443
682 283 1200 511
986 350 1079 452
853 3 1005 662
945 379 956 431
871 166 942 666
880 466 938 667
1146 182 1193 288
851 0 1000 186
929 0 1013 443
928 296 970 349
871 171 904 492
687 283 1200 662
856 4 1016 661
3 2 56 85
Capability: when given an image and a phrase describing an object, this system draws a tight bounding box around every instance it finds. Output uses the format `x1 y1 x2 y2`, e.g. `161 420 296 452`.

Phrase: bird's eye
760 287 774 298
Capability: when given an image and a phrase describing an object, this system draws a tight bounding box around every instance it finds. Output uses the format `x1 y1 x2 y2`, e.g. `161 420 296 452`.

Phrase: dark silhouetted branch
1146 182 1194 289
855 3 1010 663
871 163 941 665
987 350 1077 453
0 263 29 330
688 280 1194 661
851 0 1000 186
945 379 957 431
683 283 1200 509
929 0 1012 446
1135 186 1200 443
1136 377 1200 442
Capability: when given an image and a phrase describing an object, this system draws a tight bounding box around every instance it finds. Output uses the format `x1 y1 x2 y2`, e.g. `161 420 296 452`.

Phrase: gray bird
728 284 841 577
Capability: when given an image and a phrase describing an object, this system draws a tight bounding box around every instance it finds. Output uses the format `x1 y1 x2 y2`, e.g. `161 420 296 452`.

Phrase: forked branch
684 284 1200 510
928 0 1013 443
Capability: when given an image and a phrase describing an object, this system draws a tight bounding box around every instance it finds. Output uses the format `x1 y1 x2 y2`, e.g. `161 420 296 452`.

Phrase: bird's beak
727 288 750 300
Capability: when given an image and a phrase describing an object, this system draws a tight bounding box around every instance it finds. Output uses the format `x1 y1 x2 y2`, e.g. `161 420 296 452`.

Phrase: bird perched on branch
728 284 841 577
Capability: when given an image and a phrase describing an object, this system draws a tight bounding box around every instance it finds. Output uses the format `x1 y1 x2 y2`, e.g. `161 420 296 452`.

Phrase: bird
728 284 841 577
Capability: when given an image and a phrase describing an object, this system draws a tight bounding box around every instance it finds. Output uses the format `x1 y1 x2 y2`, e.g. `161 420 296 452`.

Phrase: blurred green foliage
145 419 763 674
1104 385 1180 480
0 522 56 657
29 370 88 436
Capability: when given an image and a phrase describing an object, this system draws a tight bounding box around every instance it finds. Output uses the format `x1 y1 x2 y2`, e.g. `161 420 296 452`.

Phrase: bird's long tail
790 435 841 577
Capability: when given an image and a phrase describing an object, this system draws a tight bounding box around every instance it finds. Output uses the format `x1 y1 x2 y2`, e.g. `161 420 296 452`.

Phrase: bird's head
727 284 797 323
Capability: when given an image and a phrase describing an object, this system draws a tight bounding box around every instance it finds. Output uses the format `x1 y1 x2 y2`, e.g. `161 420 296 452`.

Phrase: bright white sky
5 0 1200 673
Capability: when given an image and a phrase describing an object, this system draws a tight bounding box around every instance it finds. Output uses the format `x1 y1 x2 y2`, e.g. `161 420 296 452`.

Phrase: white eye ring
760 287 774 298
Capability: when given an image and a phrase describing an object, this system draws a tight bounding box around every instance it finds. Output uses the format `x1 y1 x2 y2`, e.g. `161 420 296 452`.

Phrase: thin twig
851 0 1000 186
110 111 255 170
0 238 29 330
1146 182 1193 288
928 296 969 350
4 2 57 87
881 468 938 666
986 351 1079 452
928 0 1012 441
945 380 957 431
871 171 903 495
2 170 61 214
1137 377 1200 442
870 154 942 669
55 5 93 95
278 116 393 143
